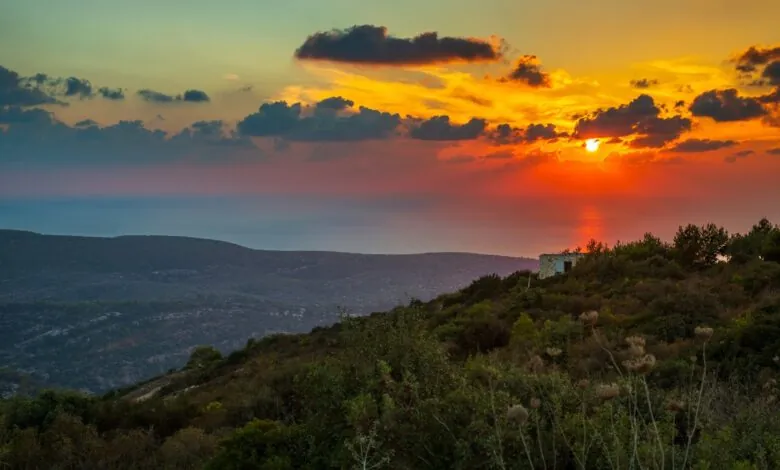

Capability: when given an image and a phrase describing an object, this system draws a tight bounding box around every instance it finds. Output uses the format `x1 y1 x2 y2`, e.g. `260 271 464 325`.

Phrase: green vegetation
2 219 780 469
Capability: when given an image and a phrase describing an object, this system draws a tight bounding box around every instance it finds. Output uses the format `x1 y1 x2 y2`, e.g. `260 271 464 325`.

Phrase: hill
1 219 779 468
0 230 534 393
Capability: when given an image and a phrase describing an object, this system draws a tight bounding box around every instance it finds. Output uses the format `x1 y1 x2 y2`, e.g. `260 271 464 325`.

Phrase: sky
1 0 779 257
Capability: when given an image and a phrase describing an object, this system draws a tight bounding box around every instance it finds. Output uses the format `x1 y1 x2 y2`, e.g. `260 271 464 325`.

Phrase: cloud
500 55 551 88
62 77 93 98
630 78 659 89
74 119 98 127
1 67 125 103
629 116 692 148
666 138 737 152
689 88 767 122
724 149 755 163
763 61 780 86
137 88 210 103
315 96 354 111
237 98 402 142
0 65 59 107
574 94 691 148
294 25 501 65
734 45 780 73
181 89 210 102
408 116 486 141
768 147 780 155
0 106 53 125
98 87 125 100
487 123 566 145
0 108 253 166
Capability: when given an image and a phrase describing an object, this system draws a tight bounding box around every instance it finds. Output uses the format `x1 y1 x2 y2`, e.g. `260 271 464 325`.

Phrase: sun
585 139 601 153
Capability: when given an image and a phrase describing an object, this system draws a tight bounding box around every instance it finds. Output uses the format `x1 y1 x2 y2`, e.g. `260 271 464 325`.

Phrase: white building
538 252 585 279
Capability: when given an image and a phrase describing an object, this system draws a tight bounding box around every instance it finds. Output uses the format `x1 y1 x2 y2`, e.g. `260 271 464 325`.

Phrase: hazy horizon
2 196 775 258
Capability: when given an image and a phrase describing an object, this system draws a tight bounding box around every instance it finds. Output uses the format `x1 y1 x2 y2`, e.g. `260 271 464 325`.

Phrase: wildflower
576 378 590 389
625 336 646 348
623 354 657 375
545 347 563 358
507 404 529 424
530 397 541 409
596 383 620 400
694 326 714 341
579 310 599 325
625 336 646 357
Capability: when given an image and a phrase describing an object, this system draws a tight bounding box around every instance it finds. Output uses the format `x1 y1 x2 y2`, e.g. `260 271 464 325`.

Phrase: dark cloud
74 119 98 127
689 88 767 122
315 96 354 111
181 89 210 102
500 55 551 88
674 100 685 109
0 66 58 107
575 94 691 148
768 147 780 155
0 112 253 166
724 149 754 163
237 101 302 137
170 120 252 148
734 46 780 73
575 95 660 138
63 77 93 98
237 98 401 142
137 89 210 103
630 78 659 89
294 25 501 65
2 68 121 102
98 87 125 100
631 115 692 148
763 61 780 86
0 106 53 125
666 138 737 153
758 86 779 105
137 89 174 103
408 116 486 141
487 123 566 145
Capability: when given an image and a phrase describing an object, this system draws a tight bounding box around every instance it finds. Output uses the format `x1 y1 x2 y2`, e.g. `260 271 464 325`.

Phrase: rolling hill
0 229 536 393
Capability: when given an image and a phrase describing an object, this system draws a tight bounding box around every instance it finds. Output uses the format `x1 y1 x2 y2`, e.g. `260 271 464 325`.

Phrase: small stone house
538 252 585 279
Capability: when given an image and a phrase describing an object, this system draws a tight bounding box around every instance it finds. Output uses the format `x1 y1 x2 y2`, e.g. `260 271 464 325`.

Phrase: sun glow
585 139 601 153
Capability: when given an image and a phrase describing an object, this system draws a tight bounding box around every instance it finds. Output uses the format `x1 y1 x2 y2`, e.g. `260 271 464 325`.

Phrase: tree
673 223 728 268
185 345 223 370
763 229 780 263
727 218 778 263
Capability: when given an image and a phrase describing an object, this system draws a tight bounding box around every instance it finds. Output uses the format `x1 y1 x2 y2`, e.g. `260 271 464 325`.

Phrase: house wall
539 253 584 279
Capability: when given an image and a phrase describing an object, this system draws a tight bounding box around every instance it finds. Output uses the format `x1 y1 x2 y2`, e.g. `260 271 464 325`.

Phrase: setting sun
585 139 601 153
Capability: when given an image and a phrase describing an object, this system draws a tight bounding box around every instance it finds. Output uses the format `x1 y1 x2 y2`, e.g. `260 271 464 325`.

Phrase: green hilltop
2 219 780 469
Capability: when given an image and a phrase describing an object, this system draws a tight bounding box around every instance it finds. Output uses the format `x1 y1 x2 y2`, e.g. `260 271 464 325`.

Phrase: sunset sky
1 0 779 256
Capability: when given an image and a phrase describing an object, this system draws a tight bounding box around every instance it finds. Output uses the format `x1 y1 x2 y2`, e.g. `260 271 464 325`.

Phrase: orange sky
1 3 779 254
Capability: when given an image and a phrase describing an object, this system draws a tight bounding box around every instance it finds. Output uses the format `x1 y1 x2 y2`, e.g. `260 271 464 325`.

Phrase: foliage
1 219 780 469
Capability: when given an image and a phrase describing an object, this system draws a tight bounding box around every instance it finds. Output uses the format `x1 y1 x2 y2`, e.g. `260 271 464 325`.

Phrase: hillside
0 230 534 393
1 219 779 469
